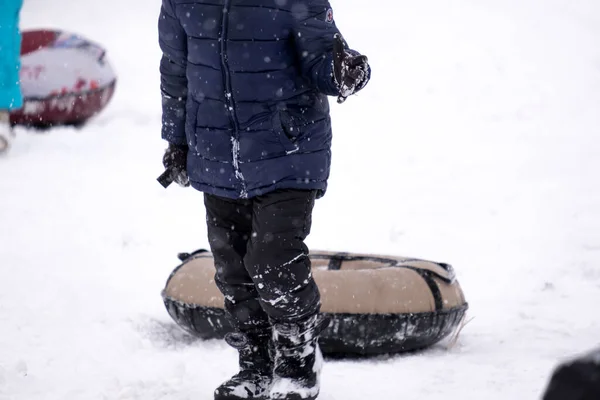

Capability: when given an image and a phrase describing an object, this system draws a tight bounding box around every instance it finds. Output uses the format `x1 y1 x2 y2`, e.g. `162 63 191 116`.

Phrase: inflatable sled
162 250 469 356
10 29 117 127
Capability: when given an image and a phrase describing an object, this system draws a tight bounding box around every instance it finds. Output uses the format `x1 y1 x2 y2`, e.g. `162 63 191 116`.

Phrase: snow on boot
214 330 273 400
270 314 330 400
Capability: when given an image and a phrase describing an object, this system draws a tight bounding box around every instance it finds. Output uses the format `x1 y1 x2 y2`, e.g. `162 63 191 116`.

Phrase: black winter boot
214 330 274 400
270 315 330 400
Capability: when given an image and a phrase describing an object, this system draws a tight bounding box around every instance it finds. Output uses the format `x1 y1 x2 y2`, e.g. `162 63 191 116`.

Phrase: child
158 1 370 399
0 0 23 154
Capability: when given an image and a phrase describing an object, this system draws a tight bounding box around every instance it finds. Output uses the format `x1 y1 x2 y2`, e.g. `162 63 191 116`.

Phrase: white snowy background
1 0 600 399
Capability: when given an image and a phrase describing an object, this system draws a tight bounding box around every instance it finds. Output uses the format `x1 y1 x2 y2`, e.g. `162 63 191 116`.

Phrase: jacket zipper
220 0 247 198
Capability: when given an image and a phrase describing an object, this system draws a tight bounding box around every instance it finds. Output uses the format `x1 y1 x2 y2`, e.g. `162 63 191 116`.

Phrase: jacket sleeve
292 0 366 96
158 0 188 146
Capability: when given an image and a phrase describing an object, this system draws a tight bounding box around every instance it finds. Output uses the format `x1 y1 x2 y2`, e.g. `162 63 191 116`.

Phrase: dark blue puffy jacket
158 0 368 199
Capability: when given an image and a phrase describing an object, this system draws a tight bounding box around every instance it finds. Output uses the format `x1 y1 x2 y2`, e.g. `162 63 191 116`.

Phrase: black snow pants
204 189 321 332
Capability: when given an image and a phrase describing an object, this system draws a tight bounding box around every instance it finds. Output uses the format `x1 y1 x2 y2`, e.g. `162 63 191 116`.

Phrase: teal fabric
0 0 23 110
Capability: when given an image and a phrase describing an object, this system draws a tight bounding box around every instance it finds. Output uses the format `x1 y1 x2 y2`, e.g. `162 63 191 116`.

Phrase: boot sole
215 394 268 400
271 393 320 400
214 387 270 400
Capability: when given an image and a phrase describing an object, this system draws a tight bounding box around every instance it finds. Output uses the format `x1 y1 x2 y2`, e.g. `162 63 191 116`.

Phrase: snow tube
9 29 116 127
162 250 469 356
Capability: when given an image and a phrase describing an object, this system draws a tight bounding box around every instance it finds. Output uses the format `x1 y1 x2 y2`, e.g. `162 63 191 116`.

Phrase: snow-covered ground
2 0 600 399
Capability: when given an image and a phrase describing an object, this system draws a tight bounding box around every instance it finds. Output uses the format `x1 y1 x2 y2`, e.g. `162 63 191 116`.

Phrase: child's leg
244 189 325 400
244 189 320 321
204 193 274 400
203 193 270 332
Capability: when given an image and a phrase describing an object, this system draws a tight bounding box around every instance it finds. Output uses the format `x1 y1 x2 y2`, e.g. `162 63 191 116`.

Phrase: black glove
333 33 370 104
162 143 190 187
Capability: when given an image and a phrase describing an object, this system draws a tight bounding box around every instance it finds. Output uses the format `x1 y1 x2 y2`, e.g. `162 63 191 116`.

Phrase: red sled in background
10 29 117 127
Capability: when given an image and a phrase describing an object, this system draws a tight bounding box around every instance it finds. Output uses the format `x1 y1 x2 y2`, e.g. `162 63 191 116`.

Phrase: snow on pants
0 0 23 110
204 189 321 332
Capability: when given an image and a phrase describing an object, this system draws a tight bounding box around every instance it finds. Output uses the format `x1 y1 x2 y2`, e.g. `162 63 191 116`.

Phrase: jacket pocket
273 111 300 155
